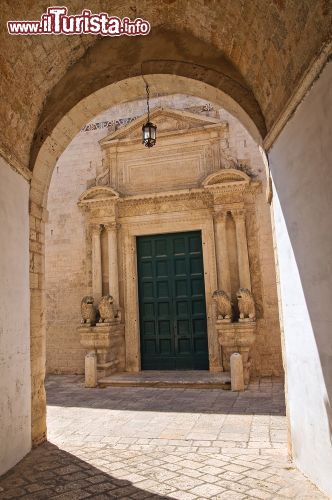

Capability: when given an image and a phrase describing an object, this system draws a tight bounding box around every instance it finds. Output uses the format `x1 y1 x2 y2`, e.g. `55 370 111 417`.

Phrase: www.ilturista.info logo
7 6 151 36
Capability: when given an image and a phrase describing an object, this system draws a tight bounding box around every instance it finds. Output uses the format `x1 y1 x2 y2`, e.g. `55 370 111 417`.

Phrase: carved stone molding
231 209 246 222
213 211 227 224
104 222 121 232
89 223 102 236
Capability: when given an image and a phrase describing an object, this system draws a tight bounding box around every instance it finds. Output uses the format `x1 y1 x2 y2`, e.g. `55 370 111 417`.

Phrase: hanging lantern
142 83 157 148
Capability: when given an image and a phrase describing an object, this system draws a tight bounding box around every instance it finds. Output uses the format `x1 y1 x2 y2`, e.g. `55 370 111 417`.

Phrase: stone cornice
99 107 228 148
78 180 262 213
78 185 120 209
118 188 211 204
203 168 250 186
101 125 226 152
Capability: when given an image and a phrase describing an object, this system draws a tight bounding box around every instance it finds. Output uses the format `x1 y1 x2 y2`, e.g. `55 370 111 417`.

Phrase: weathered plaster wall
269 62 332 496
0 158 31 475
45 94 282 377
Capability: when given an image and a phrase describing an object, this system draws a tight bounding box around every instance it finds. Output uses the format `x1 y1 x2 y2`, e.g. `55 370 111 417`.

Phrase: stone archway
0 2 330 493
29 73 266 445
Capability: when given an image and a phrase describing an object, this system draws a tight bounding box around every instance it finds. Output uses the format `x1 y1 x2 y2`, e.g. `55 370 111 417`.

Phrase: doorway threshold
98 370 231 389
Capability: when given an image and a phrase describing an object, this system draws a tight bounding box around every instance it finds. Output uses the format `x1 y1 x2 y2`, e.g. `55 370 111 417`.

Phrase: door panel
137 231 209 370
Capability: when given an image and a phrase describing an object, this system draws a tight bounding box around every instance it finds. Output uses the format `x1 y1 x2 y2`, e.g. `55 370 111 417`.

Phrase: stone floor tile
169 491 198 499
165 476 204 491
213 491 246 499
214 478 249 493
246 488 273 499
199 474 220 484
0 376 327 500
189 483 226 497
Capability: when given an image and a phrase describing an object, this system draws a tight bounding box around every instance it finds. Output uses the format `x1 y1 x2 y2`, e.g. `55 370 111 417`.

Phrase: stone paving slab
0 375 327 499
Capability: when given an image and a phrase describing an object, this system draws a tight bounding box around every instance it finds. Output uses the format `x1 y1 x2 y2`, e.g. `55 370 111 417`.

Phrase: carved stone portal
76 109 265 380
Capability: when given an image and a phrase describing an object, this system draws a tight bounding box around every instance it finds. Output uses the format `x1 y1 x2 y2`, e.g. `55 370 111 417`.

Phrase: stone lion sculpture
80 296 96 325
212 290 233 320
98 295 116 323
237 288 255 320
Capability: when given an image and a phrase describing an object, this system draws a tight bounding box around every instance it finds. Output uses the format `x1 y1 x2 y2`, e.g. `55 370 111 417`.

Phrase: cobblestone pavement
0 376 327 499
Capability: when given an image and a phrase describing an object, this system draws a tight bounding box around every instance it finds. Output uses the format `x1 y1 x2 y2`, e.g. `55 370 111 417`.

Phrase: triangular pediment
203 168 250 188
100 107 224 145
78 186 119 204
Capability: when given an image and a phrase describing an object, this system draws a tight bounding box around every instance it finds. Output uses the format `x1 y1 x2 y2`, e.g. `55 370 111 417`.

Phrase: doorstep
98 370 231 389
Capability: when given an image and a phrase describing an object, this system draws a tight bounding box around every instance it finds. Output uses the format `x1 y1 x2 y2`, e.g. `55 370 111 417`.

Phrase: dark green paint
137 231 209 370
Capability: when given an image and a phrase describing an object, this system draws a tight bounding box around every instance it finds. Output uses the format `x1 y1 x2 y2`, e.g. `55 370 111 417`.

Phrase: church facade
45 98 282 379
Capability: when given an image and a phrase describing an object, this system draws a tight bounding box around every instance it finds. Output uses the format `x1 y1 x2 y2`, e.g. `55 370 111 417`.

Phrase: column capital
213 211 227 224
231 209 246 222
90 223 102 235
104 222 121 232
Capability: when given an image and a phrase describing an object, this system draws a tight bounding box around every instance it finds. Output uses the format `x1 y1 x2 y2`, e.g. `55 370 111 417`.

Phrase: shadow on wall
324 397 332 444
45 375 286 416
268 61 332 486
0 441 168 499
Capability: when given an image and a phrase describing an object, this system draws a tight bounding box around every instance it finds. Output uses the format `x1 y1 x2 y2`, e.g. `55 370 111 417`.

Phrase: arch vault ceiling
0 0 331 171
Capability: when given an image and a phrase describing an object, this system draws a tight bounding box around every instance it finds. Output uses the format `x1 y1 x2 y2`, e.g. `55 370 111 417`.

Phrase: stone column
85 352 97 388
230 352 244 391
232 209 251 290
214 211 231 295
105 223 120 308
91 224 102 300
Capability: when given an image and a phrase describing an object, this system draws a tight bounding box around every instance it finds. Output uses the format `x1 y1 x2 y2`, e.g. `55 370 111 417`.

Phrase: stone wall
45 94 283 377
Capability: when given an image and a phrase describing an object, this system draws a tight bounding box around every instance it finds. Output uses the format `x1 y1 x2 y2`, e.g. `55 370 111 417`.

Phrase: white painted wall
0 158 31 475
269 61 332 496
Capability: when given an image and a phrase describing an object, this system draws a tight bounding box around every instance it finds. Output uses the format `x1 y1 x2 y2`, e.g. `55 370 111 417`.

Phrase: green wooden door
137 231 209 370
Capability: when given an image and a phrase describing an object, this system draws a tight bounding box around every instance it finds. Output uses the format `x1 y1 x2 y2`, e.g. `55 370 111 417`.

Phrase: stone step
98 370 231 389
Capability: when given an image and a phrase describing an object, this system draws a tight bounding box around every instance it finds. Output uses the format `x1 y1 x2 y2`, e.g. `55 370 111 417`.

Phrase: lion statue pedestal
216 320 256 386
212 288 256 387
78 295 125 386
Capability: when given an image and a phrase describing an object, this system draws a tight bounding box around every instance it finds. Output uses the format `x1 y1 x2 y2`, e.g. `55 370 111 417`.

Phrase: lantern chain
146 83 150 122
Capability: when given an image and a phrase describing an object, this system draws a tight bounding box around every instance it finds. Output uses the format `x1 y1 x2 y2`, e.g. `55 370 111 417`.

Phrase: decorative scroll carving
118 192 212 218
95 166 110 186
